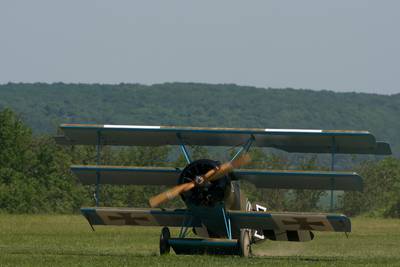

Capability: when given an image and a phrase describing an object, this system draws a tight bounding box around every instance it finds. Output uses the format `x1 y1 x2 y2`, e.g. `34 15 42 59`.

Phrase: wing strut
330 137 336 211
231 135 255 162
222 207 233 240
95 130 102 207
177 133 192 164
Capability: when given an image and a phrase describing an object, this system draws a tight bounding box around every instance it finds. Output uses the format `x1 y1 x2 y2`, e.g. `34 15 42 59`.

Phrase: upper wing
55 124 391 155
81 207 201 227
228 210 351 232
71 165 180 185
280 141 391 154
233 169 363 191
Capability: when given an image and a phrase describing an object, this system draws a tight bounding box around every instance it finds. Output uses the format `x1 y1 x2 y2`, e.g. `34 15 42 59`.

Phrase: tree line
1 82 399 156
0 108 399 217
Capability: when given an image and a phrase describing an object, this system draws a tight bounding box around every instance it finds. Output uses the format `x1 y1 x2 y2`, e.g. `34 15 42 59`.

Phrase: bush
342 157 400 217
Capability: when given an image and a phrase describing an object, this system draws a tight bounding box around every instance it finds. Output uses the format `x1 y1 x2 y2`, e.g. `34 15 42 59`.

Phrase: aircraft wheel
239 229 251 257
160 227 171 255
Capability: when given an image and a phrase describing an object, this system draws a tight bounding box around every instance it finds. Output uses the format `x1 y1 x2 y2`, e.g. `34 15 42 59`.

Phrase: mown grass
0 214 399 266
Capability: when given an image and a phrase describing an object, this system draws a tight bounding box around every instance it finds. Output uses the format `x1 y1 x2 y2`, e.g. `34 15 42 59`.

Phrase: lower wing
81 207 201 227
228 210 350 242
228 210 351 232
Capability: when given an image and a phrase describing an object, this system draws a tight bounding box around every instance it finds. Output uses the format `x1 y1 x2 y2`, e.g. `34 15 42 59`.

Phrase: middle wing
71 165 362 191
233 169 363 191
71 165 180 185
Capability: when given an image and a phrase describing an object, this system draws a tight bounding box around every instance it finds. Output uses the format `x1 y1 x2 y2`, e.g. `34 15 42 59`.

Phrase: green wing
71 165 181 185
228 210 351 232
56 124 391 154
81 207 201 227
233 169 363 191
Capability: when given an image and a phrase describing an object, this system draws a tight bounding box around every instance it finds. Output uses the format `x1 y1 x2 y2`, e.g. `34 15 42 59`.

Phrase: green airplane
56 124 391 256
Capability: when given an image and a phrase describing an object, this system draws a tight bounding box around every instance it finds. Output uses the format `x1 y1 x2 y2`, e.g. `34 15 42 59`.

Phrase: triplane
56 124 391 256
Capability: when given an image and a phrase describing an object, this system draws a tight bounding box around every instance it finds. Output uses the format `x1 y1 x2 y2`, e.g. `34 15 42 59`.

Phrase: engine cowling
179 159 231 207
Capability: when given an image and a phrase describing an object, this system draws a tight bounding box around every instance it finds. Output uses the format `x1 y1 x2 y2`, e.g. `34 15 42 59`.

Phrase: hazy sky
1 1 399 94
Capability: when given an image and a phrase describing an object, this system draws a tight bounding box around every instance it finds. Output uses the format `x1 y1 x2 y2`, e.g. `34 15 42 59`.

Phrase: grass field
0 214 399 266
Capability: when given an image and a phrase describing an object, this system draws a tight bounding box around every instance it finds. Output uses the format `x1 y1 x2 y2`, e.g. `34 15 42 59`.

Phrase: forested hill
0 82 399 155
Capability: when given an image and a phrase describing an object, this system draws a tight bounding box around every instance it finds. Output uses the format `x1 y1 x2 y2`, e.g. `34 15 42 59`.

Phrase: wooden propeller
149 154 250 208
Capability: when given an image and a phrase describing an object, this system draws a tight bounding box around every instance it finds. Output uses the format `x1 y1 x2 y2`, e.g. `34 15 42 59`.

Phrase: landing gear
239 229 251 257
160 227 171 255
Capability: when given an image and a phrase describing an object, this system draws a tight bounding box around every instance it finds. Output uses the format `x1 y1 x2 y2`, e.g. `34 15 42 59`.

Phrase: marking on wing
271 213 335 232
264 129 322 133
281 217 325 230
103 125 161 129
107 212 150 225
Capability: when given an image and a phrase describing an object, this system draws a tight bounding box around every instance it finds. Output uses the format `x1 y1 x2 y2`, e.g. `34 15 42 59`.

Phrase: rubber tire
239 229 251 257
160 227 171 255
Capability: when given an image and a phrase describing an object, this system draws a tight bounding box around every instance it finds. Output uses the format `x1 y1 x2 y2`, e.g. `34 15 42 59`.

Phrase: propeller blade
205 153 251 182
149 181 195 208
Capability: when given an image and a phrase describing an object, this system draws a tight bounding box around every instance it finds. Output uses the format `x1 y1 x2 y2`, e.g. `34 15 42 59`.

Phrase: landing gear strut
160 227 171 255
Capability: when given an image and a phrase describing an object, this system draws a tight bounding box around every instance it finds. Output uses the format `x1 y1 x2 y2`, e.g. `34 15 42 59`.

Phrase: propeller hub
194 175 205 185
179 159 231 207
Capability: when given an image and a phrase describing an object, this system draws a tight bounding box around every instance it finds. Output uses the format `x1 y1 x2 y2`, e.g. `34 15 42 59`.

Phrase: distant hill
0 82 399 155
